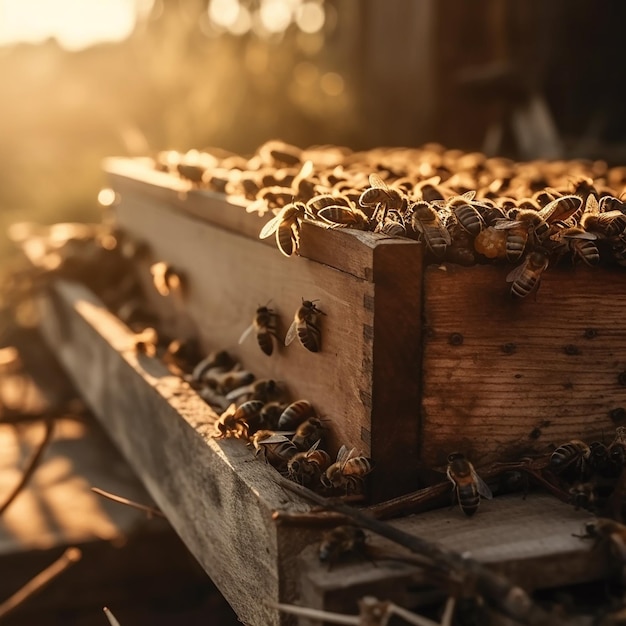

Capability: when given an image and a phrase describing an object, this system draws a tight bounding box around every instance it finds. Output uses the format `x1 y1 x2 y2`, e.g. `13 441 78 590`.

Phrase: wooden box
104 157 626 502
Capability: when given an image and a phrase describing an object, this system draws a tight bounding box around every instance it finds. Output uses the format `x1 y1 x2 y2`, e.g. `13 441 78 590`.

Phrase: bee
550 226 600 266
287 440 332 488
225 378 285 404
444 222 476 266
409 201 452 257
131 327 158 357
190 350 237 384
448 191 485 236
588 441 613 476
608 428 626 471
213 403 250 439
258 202 306 257
277 400 316 430
306 194 351 219
506 248 550 299
250 430 298 470
238 304 279 356
579 518 626 573
549 440 590 478
446 452 492 517
231 400 265 435
317 205 371 230
569 481 599 511
581 194 626 237
375 210 407 237
285 299 325 353
292 417 326 451
150 261 186 298
204 369 255 395
359 173 409 221
257 401 288 431
321 445 374 493
319 525 367 570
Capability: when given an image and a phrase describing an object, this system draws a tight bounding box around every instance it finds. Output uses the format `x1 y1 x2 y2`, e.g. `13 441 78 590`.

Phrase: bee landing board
105 158 626 496
105 157 423 502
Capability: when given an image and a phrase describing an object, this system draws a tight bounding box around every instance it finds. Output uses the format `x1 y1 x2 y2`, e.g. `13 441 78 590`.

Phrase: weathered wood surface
299 492 604 619
421 262 626 467
37 280 320 626
111 192 423 500
104 156 420 282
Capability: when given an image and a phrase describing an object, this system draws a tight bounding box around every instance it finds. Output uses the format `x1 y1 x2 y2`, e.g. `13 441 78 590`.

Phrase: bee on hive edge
150 261 186 298
581 194 626 238
319 525 368 570
213 403 250 439
447 191 486 236
317 204 371 231
549 439 591 478
250 430 298 471
409 201 452 258
446 452 492 517
549 226 600 266
277 399 316 430
292 416 326 451
258 202 306 257
359 173 409 222
321 445 374 494
505 248 550 299
285 299 325 353
238 304 279 356
287 440 331 488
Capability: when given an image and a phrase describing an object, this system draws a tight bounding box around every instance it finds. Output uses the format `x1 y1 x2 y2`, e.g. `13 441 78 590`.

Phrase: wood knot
563 344 581 356
448 332 464 346
583 328 597 339
610 407 626 423
501 342 517 355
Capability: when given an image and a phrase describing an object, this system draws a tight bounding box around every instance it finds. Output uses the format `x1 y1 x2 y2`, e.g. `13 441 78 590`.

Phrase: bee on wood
285 299 325 353
569 481 599 511
578 518 626 577
375 210 408 237
150 261 186 298
257 401 287 431
204 369 255 395
549 440 591 479
549 226 600 266
292 417 326 451
319 525 367 570
213 403 250 439
447 191 486 236
231 399 265 435
506 248 550 299
287 440 331 488
305 194 351 219
409 201 452 258
446 452 492 517
277 400 316 430
226 378 286 404
317 205 371 230
359 173 409 221
321 445 374 494
250 430 298 470
190 350 237 385
238 304 279 356
258 202 306 257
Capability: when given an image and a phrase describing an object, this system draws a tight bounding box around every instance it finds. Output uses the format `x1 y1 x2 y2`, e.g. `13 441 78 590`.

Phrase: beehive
104 151 626 503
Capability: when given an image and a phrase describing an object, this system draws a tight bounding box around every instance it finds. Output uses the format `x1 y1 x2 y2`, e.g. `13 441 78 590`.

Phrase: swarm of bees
547 427 626 518
158 141 626 299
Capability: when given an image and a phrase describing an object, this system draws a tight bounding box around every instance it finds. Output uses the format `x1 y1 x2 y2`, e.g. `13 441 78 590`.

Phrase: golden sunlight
0 0 150 51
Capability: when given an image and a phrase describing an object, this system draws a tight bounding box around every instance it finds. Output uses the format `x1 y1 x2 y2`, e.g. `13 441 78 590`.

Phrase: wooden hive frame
104 157 626 502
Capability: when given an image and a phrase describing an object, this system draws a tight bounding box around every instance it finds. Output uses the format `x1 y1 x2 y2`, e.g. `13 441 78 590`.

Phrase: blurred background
2 0 626 259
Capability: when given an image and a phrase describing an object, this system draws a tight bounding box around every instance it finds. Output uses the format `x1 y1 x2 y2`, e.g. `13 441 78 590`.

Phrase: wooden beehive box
104 157 626 502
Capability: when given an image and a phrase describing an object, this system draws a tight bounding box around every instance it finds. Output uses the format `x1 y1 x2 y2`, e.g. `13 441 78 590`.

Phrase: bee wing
505 261 526 284
369 173 388 189
584 194 600 217
472 469 493 500
258 433 292 445
461 190 476 201
284 318 298 346
318 206 356 225
538 195 582 222
336 445 357 467
238 322 255 346
259 214 281 239
292 159 314 189
493 218 522 230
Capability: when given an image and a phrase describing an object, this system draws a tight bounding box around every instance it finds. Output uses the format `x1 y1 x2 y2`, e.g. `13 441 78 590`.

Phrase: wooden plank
36 280 319 626
104 157 416 282
299 492 604 618
421 262 626 467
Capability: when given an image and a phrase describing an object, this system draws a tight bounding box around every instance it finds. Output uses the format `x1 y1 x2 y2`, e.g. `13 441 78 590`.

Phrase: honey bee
359 173 409 220
225 378 286 404
277 400 316 430
150 261 186 298
287 440 332 488
550 226 600 266
306 194 351 219
448 191 486 236
204 369 255 395
285 299 325 353
213 403 250 439
548 440 590 478
190 350 237 384
319 525 367 569
317 205 371 230
292 417 326 451
506 249 550 299
250 430 298 470
321 445 374 493
409 201 452 257
258 401 287 431
581 194 626 237
375 210 407 237
238 304 279 356
258 202 306 257
231 400 265 435
579 518 626 575
446 452 492 517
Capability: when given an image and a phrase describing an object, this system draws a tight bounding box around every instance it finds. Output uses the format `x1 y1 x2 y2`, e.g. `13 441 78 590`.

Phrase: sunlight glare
0 0 140 51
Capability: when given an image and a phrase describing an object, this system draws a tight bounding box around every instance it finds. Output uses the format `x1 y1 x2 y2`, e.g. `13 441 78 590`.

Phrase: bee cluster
179 346 373 495
547 426 626 517
157 140 626 298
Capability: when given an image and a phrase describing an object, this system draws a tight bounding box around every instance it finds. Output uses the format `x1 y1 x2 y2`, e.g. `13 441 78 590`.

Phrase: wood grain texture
111 191 423 500
421 262 626 467
299 492 604 617
37 281 319 626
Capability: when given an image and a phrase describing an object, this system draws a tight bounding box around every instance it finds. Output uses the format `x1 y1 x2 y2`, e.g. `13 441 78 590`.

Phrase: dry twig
91 487 165 519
